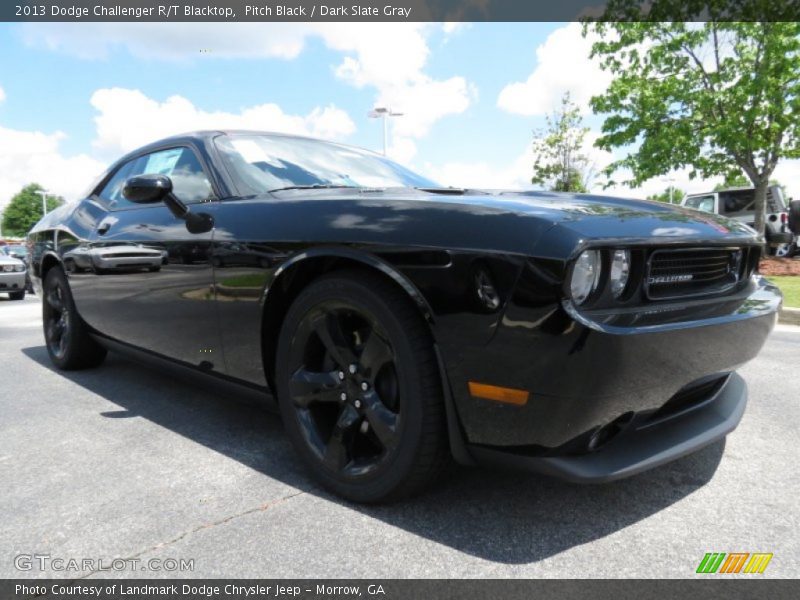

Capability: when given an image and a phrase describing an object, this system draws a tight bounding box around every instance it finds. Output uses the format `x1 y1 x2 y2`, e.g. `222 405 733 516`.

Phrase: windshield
3 245 27 256
214 134 439 195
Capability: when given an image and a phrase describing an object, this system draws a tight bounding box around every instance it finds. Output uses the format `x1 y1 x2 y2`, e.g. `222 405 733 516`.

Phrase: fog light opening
586 411 635 452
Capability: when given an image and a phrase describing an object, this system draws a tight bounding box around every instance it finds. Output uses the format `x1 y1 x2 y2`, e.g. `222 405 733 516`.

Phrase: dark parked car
29 131 781 502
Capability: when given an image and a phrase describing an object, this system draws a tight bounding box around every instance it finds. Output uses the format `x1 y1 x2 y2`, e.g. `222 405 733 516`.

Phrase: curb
213 284 261 299
779 307 800 326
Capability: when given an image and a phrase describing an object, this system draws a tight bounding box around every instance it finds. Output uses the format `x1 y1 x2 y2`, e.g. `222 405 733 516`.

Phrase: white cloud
0 86 107 215
378 77 473 140
442 22 467 35
0 125 106 215
425 144 538 190
19 23 314 61
0 84 356 216
771 161 800 199
426 128 614 191
610 167 706 200
20 23 475 162
324 24 473 159
497 23 611 116
381 137 414 166
90 88 355 155
617 159 800 201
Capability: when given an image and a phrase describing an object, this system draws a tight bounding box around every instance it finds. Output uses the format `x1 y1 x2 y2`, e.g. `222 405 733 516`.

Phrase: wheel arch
39 251 63 281
259 246 435 394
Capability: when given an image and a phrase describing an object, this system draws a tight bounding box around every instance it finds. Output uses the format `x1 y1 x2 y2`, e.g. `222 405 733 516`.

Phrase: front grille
645 247 742 300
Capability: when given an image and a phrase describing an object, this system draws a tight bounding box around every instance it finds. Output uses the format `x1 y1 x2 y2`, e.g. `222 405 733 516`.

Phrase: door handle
97 222 111 235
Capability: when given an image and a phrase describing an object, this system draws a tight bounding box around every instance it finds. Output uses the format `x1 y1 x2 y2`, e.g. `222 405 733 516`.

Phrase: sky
1 21 798 216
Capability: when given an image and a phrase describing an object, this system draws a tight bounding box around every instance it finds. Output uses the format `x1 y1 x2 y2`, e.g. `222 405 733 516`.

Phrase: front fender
263 245 436 325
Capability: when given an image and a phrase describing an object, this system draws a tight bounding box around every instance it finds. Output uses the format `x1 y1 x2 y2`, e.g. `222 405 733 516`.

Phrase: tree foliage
1 184 63 237
585 3 800 235
531 93 592 193
713 173 750 190
647 186 685 204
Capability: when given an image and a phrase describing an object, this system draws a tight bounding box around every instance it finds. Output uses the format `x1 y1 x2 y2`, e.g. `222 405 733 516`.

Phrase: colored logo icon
696 553 773 574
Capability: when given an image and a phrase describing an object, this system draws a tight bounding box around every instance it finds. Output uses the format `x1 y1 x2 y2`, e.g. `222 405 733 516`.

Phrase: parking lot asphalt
1 294 798 579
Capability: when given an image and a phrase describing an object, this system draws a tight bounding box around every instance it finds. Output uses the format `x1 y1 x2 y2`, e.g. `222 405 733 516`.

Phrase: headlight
610 249 630 298
570 250 602 305
15 264 25 272
2 265 13 273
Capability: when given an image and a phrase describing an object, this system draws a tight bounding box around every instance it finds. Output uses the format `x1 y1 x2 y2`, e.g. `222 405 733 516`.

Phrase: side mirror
123 174 171 204
122 174 213 234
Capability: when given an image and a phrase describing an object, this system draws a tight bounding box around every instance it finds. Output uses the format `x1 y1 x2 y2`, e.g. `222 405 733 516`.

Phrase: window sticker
145 148 183 175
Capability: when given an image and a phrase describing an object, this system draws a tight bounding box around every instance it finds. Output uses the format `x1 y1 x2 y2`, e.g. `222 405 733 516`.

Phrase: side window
719 191 755 214
96 147 213 210
766 188 784 213
96 160 136 207
685 195 715 213
167 149 214 204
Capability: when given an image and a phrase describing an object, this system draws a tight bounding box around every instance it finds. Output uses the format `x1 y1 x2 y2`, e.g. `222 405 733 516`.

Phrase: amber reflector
468 382 529 406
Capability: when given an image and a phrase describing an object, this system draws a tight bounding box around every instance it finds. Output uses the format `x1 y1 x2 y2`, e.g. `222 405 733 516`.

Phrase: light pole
367 107 403 156
661 177 676 204
35 189 51 217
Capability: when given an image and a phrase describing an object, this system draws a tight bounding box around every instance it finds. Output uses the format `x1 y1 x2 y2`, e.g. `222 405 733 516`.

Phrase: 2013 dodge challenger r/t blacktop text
28 131 781 502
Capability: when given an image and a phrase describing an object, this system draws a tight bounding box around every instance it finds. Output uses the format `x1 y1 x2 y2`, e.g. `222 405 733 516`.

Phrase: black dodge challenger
29 131 781 502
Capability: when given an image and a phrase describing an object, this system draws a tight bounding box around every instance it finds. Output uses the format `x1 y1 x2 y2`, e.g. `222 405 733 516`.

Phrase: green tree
531 92 592 193
713 173 750 191
1 184 63 237
585 5 800 236
647 186 685 204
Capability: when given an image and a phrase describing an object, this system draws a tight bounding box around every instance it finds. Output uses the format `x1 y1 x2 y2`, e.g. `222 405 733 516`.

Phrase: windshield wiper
269 184 359 192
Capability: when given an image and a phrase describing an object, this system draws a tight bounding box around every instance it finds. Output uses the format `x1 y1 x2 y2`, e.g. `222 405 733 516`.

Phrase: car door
89 146 224 372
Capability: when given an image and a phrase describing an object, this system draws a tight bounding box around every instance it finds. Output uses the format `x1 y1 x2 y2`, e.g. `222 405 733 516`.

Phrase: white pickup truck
683 185 800 257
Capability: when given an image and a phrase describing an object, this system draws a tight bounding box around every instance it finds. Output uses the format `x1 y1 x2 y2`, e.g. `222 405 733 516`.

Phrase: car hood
491 190 756 241
0 255 24 266
272 187 758 243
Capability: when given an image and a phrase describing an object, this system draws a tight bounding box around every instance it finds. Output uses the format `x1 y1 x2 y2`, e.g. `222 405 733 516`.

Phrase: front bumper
96 257 161 269
0 271 26 291
445 275 778 450
468 372 746 482
767 231 794 245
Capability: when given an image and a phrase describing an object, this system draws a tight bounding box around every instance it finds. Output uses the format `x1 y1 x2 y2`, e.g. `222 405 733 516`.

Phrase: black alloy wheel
276 270 449 502
287 301 401 478
42 267 107 370
44 277 70 360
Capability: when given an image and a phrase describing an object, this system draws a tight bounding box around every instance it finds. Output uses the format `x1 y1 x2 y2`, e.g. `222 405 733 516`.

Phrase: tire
275 269 449 503
788 200 800 235
9 290 25 301
766 231 793 246
42 267 107 370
